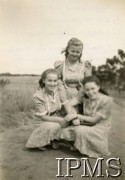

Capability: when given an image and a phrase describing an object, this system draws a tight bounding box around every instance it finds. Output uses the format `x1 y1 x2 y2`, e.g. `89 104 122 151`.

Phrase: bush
0 78 11 88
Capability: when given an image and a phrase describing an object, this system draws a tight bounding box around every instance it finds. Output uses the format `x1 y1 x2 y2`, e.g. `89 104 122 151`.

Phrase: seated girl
60 76 113 158
26 69 77 150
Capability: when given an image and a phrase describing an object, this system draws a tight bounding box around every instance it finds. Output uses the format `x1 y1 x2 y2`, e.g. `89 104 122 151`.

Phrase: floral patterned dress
54 60 92 100
26 88 63 148
59 93 113 158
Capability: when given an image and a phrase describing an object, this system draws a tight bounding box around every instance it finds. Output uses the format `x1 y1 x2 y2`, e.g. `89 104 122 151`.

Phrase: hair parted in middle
39 68 59 88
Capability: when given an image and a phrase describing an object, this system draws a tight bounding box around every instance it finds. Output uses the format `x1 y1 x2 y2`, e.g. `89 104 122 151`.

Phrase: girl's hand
64 114 77 122
72 119 80 126
59 119 69 128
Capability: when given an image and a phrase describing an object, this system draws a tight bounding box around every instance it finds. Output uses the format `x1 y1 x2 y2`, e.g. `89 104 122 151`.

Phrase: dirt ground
0 102 125 180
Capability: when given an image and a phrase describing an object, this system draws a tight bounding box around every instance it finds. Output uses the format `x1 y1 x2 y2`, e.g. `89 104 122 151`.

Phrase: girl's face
84 82 100 100
67 45 83 62
44 73 58 94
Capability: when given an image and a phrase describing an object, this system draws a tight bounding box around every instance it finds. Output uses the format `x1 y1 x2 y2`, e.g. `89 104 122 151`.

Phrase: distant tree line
92 49 125 91
0 73 40 88
0 73 39 76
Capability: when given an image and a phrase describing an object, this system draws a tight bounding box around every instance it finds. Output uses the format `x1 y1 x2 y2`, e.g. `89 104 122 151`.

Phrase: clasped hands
59 114 80 128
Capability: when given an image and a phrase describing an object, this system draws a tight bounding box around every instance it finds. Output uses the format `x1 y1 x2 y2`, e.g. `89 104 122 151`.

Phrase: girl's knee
74 126 90 135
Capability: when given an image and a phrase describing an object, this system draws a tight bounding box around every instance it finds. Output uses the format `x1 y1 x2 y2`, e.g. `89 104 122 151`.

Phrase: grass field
0 76 40 131
0 76 125 180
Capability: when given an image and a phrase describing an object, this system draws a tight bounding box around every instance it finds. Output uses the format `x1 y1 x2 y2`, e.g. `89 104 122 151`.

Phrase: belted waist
65 83 81 89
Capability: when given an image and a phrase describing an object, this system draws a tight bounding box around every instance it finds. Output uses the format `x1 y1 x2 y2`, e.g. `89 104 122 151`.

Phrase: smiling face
67 45 83 62
44 73 58 94
84 82 100 100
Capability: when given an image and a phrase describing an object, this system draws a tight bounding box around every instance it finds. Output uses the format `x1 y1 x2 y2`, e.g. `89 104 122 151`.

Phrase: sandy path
0 102 125 180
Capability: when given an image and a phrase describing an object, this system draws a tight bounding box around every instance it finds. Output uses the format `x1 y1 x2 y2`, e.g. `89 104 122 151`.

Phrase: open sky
0 0 125 74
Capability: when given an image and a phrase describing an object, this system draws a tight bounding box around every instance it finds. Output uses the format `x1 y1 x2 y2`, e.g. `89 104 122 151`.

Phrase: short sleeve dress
59 93 113 158
26 88 63 148
54 60 92 100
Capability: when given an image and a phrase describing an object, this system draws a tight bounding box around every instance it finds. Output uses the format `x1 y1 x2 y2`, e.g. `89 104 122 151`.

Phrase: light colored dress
59 93 113 158
26 88 64 148
54 60 92 100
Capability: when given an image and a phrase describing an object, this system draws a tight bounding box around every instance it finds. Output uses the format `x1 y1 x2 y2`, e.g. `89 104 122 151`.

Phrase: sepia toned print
0 0 125 179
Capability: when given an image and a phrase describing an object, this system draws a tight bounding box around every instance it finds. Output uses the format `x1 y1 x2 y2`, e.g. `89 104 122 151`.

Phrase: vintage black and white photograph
0 0 125 179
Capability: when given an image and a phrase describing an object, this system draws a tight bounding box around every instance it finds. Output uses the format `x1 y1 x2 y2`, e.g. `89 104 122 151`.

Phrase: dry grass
0 76 40 131
107 89 125 107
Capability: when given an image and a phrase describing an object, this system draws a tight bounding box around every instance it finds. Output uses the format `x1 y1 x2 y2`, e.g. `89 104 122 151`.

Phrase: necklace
84 94 100 115
43 89 61 115
89 99 98 111
62 60 85 88
67 59 78 72
46 91 56 103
